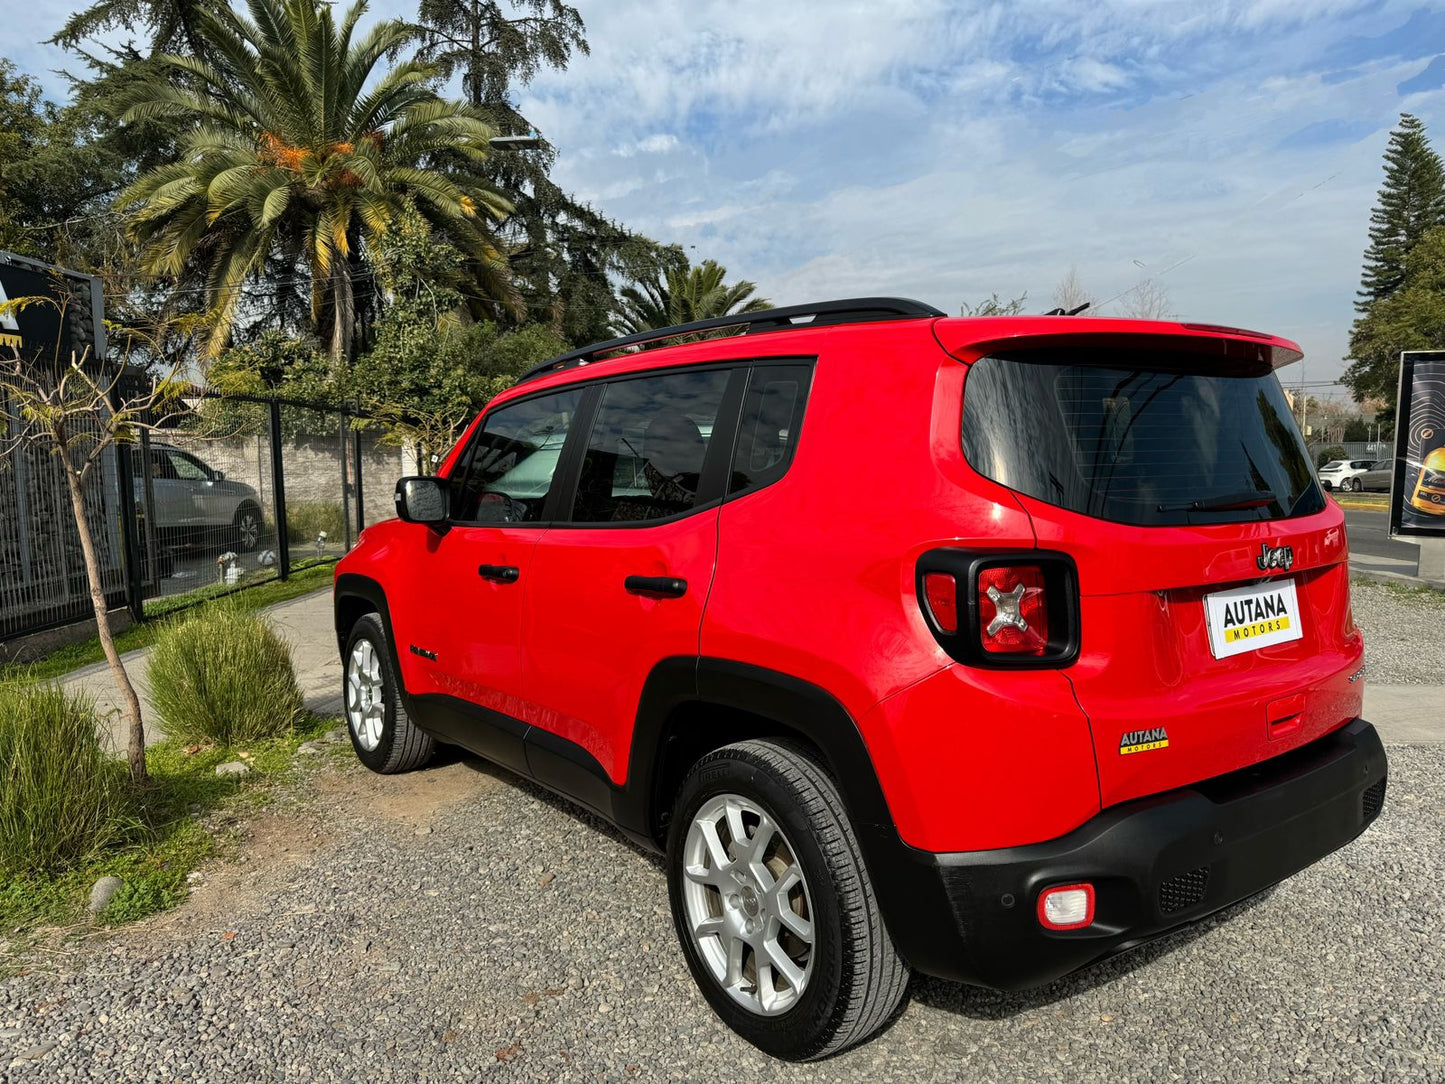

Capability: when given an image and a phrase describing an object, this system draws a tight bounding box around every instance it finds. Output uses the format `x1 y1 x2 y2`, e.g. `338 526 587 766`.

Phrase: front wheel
666 740 909 1060
343 613 435 773
1349 477 1363 492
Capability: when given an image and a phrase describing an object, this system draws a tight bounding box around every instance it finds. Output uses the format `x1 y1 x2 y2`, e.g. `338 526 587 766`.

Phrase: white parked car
1316 458 1375 492
132 444 266 552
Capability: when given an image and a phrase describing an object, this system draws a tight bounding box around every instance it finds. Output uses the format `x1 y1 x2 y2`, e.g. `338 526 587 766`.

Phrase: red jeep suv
333 298 1387 1060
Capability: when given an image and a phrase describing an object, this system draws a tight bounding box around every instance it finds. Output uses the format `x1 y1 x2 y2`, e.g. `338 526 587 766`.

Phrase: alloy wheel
237 510 260 550
680 792 815 1016
346 640 385 751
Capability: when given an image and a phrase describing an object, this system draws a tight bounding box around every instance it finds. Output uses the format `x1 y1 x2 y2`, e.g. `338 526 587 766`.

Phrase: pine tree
1356 113 1445 311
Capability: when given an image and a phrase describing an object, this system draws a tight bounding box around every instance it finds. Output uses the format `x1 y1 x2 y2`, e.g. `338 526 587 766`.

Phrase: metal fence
1306 441 1393 465
0 389 415 645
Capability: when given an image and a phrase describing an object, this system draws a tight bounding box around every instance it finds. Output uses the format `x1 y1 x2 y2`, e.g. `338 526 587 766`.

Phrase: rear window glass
961 349 1325 526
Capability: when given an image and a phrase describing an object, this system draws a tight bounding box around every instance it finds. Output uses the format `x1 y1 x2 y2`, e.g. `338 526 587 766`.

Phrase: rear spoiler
931 317 1304 370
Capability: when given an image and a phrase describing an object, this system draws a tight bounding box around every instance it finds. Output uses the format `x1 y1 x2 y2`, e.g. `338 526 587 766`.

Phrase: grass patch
0 714 334 939
0 561 335 686
148 607 303 745
285 500 346 544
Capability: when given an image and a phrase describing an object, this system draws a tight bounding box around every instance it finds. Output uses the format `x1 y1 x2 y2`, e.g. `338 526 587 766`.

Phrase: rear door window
961 348 1324 526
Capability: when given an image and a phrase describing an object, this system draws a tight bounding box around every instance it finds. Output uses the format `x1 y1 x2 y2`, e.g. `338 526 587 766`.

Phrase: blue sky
10 0 1445 396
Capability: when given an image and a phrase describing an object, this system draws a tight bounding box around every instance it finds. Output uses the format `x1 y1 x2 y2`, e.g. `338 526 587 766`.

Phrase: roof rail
516 296 945 384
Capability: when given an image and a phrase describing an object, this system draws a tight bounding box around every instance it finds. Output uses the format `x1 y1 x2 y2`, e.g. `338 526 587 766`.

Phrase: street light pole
488 132 542 151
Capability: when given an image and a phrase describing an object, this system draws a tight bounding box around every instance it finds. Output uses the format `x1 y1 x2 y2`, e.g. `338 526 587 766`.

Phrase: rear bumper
868 717 1387 988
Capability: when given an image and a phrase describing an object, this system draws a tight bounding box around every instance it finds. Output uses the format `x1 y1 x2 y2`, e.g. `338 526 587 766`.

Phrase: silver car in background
132 444 266 552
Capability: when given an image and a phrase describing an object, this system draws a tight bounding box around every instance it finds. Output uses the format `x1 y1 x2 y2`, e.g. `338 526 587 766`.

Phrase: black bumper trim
872 718 1388 989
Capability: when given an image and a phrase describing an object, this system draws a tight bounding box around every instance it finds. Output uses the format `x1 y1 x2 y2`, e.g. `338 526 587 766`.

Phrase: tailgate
1025 500 1363 807
956 340 1364 809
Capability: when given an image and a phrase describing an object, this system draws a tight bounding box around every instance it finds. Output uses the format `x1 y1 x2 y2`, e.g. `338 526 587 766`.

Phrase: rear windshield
960 348 1325 526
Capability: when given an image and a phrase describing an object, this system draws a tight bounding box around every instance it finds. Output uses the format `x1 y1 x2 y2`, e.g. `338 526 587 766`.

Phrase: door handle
478 564 520 584
624 575 688 598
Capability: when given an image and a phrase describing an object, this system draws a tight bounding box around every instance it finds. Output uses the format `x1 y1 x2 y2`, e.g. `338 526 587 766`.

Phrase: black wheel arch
617 658 900 854
334 573 394 667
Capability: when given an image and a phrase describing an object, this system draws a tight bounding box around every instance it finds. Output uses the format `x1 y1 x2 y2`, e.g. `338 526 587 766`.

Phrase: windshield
961 348 1325 527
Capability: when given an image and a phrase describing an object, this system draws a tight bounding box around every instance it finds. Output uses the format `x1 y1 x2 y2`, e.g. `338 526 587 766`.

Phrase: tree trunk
470 0 482 107
62 451 148 783
331 260 355 363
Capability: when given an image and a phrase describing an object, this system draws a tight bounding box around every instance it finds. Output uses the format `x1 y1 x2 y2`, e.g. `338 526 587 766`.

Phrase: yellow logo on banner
1223 615 1292 643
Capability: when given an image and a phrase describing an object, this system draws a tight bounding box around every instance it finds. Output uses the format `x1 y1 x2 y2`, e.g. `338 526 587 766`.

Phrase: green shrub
285 500 345 544
1316 445 1349 468
0 684 126 875
147 607 303 745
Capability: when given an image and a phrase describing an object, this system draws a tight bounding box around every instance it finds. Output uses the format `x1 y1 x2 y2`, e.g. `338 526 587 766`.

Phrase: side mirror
395 476 448 525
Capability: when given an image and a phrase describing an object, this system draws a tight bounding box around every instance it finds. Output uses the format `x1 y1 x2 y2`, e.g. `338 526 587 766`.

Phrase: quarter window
449 388 583 524
570 369 730 524
729 364 812 494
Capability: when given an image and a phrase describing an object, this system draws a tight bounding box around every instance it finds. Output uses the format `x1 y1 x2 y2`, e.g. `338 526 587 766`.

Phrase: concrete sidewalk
64 587 342 753
1362 685 1444 743
59 586 1442 751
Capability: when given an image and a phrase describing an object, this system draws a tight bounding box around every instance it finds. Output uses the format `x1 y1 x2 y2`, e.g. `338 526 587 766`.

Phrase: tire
342 613 435 774
1349 477 1363 492
232 501 263 552
666 740 909 1061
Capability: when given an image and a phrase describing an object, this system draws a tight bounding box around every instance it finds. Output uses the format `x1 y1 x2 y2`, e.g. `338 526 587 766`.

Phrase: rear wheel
232 501 263 552
343 613 434 773
666 740 909 1060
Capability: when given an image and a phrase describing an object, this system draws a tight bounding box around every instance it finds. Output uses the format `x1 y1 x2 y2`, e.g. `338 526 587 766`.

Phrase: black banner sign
1391 350 1445 537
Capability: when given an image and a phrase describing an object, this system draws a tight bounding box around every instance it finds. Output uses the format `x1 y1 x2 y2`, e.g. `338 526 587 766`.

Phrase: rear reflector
922 572 958 633
1037 883 1094 930
977 565 1048 654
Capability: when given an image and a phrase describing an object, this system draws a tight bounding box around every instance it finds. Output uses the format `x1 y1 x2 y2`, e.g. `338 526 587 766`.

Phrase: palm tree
119 0 514 359
612 258 769 335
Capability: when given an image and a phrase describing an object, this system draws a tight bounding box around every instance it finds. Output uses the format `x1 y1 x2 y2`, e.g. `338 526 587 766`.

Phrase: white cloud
613 133 681 157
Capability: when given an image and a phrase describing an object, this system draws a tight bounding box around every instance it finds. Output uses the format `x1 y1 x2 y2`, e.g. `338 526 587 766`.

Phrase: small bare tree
961 292 1028 316
1118 278 1173 320
1052 267 1093 314
0 292 196 784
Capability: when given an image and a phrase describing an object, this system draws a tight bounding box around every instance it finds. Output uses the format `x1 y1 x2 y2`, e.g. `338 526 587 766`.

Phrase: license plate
1203 578 1303 659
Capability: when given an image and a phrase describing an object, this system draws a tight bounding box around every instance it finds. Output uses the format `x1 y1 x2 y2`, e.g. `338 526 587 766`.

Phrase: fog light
1037 883 1094 930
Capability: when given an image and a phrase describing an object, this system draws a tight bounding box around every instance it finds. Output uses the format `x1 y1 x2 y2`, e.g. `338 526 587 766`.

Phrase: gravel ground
2 741 1441 1083
1350 580 1445 685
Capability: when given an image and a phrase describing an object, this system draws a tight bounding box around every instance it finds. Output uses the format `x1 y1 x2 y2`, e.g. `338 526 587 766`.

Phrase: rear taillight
977 565 1047 655
916 549 1079 668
